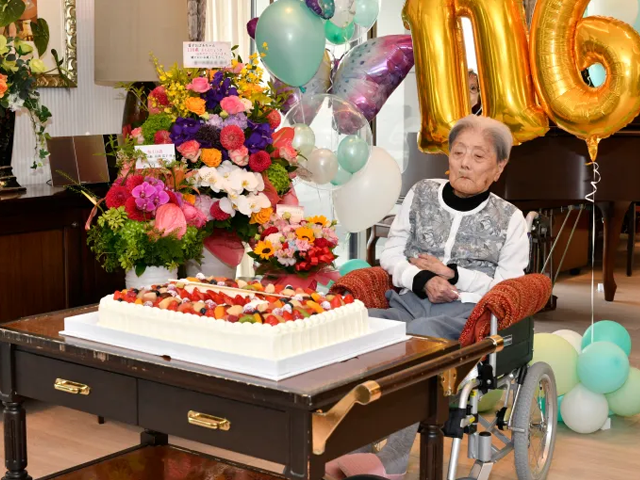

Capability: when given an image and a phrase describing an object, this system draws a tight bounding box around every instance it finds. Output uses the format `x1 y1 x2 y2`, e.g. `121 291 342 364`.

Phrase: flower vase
0 109 25 194
185 249 238 279
125 266 178 289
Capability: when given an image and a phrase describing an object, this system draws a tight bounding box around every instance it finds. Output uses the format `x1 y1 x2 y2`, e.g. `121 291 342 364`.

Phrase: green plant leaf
0 0 25 28
135 264 147 277
31 18 50 56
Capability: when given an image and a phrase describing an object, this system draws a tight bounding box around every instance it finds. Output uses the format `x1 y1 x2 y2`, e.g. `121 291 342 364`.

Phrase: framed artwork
0 0 77 87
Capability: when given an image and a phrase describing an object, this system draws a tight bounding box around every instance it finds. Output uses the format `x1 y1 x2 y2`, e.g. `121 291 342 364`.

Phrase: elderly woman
326 115 529 480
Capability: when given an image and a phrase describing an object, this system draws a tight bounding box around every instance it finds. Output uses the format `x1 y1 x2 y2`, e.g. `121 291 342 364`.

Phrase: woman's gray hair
448 115 513 162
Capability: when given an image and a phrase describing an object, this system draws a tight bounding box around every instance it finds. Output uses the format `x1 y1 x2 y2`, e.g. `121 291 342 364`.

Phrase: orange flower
182 193 196 205
250 207 273 225
0 74 8 99
201 148 222 168
185 97 206 116
254 240 275 260
295 227 315 242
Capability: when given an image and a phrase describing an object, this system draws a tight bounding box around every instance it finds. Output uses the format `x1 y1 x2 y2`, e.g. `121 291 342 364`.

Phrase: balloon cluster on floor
532 321 640 434
250 0 406 233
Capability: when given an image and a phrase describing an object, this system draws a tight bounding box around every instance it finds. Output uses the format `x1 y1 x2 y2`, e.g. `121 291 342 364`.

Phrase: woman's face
448 129 506 197
469 74 480 108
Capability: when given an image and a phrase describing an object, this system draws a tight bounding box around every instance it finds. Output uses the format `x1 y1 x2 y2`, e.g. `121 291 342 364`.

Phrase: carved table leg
419 379 448 480
3 401 31 480
597 201 632 302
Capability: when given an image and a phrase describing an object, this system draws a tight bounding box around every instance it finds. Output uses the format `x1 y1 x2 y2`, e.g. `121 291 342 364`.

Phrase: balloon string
585 159 601 343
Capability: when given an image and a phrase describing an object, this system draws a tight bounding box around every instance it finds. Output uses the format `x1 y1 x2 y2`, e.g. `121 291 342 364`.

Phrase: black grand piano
401 120 640 302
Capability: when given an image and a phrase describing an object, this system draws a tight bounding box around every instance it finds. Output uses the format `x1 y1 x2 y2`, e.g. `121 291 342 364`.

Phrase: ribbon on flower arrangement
203 230 246 268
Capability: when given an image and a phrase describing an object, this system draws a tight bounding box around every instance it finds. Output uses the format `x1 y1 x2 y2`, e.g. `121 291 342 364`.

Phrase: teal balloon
582 320 632 356
338 135 369 173
331 164 353 186
558 395 564 423
577 342 630 394
540 393 564 423
339 259 371 276
325 20 355 45
355 0 379 29
606 367 640 417
588 63 606 87
256 0 326 87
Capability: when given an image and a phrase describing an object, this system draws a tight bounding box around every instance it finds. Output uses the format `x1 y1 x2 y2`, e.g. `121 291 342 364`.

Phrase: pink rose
187 77 211 93
224 63 245 74
220 96 246 115
279 145 298 163
181 202 208 228
154 204 187 239
229 146 249 166
194 195 215 221
131 127 144 145
177 140 201 162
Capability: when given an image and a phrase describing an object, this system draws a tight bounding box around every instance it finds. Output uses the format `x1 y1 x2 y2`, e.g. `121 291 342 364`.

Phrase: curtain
206 0 253 60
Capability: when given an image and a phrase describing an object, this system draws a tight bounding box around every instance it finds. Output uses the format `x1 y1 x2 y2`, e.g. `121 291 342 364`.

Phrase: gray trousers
354 290 474 476
370 290 475 340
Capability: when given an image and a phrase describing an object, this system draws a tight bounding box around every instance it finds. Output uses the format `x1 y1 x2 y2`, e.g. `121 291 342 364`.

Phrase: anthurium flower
154 203 187 239
29 59 46 74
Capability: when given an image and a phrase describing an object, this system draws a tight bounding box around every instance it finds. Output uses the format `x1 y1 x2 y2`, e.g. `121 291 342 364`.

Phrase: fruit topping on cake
110 282 354 325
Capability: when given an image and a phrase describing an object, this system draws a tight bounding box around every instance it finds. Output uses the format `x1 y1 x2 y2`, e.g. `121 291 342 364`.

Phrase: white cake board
61 313 409 381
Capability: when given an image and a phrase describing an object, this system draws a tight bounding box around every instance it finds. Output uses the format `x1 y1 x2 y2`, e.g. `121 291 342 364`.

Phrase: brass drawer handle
188 410 231 431
54 378 91 396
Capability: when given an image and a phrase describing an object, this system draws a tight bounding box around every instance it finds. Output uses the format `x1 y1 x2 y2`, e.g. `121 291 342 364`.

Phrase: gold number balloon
530 0 640 160
403 0 549 154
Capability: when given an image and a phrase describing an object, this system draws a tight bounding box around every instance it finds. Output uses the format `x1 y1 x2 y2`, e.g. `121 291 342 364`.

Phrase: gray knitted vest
404 180 518 277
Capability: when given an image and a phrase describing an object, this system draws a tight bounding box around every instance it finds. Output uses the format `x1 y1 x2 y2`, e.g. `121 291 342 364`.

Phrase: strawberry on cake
97 280 369 360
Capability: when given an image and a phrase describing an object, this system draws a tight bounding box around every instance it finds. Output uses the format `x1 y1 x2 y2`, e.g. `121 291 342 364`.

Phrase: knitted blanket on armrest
329 267 393 309
459 274 552 347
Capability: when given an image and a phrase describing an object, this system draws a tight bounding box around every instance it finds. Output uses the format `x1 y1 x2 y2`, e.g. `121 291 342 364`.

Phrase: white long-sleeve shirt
380 179 529 304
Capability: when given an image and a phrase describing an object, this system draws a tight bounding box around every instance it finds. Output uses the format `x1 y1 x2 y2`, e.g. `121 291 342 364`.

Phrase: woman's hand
425 277 460 304
410 254 455 280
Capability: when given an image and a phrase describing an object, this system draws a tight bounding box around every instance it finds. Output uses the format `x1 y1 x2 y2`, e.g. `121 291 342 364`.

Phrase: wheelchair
444 313 558 480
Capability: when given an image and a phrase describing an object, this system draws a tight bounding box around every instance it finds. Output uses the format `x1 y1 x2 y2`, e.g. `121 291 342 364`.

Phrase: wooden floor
1 243 639 479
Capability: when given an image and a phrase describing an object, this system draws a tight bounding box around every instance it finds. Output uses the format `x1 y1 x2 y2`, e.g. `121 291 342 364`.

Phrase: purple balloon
305 0 336 20
331 35 414 124
247 17 259 40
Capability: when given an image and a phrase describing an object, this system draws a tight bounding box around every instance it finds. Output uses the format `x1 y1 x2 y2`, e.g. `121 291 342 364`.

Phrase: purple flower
144 177 166 191
205 71 238 110
207 114 224 129
132 181 169 212
224 113 248 130
170 117 202 146
245 121 274 153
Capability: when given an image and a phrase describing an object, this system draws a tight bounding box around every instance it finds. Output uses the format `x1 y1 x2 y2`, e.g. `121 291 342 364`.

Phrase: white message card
135 144 176 169
276 205 305 224
183 42 233 69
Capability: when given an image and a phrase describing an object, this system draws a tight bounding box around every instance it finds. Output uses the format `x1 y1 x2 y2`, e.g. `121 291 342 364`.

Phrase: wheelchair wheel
512 362 558 480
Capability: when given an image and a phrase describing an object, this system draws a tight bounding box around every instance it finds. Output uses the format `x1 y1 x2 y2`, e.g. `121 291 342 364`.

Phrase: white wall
12 0 125 186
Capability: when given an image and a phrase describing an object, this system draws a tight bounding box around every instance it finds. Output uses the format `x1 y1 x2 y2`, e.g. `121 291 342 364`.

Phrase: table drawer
138 380 289 464
14 351 137 423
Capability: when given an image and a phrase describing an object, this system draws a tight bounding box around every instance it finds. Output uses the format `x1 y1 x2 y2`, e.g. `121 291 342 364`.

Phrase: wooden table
0 306 502 480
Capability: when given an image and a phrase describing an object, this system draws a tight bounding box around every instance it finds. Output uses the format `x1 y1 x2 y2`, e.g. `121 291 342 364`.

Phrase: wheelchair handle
312 335 504 454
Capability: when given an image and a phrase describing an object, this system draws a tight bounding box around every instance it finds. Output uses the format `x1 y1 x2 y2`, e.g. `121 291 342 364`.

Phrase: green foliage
141 113 174 144
31 18 50 57
88 209 211 274
0 0 25 28
209 214 259 243
265 163 291 195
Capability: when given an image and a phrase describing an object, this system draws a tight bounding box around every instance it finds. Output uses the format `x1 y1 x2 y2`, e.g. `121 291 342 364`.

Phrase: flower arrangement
249 213 340 288
118 49 299 269
0 12 70 168
86 163 210 276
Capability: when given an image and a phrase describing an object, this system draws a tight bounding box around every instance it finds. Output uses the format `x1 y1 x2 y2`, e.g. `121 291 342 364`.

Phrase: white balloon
333 146 402 233
588 0 639 24
561 383 609 434
553 329 583 354
307 148 339 185
331 0 356 27
292 124 316 157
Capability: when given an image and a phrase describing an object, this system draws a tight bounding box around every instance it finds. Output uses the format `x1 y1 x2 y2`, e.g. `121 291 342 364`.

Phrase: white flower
232 195 253 216
198 167 227 193
265 233 283 245
240 98 254 112
255 172 265 192
219 197 236 217
7 94 25 112
232 170 262 194
217 161 237 178
248 193 271 213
